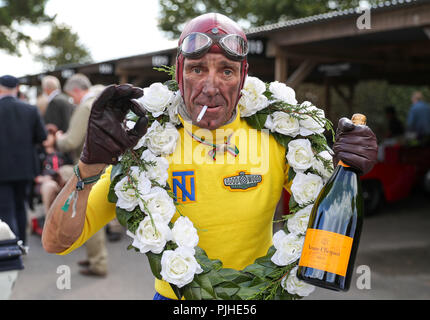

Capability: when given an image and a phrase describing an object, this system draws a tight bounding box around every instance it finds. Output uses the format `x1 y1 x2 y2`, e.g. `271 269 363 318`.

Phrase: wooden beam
284 46 430 70
286 59 317 88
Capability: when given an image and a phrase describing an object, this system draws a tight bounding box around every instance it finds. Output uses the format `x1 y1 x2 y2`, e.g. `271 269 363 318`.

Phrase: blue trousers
0 181 30 245
153 292 172 300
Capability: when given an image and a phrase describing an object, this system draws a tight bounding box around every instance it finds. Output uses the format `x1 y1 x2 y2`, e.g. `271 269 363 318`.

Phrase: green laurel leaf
183 284 202 300
272 132 292 150
287 166 296 184
245 112 268 130
115 207 133 227
146 251 163 280
214 281 240 299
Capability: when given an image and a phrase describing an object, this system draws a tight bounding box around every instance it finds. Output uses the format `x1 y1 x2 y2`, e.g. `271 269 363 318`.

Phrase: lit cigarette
197 105 208 122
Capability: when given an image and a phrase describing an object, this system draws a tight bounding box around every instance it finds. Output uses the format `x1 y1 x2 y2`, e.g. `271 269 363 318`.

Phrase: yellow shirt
59 108 291 299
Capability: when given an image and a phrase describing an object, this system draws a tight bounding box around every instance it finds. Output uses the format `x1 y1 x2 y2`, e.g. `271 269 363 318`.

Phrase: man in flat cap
0 75 47 245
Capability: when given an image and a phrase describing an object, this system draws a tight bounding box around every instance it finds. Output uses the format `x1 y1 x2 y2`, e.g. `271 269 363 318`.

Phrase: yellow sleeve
58 166 116 255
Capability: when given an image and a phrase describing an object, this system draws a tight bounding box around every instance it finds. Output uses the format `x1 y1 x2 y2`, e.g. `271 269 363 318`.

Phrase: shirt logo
172 171 196 203
223 171 262 191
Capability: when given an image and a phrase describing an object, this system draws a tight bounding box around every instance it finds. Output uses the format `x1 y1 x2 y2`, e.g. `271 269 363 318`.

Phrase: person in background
18 90 29 102
384 105 404 139
407 91 430 143
0 75 47 246
36 90 49 117
41 75 75 133
377 105 405 162
55 74 100 164
52 73 109 277
32 125 74 236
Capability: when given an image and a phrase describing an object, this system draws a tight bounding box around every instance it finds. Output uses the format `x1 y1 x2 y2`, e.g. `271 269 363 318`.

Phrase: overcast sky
0 0 178 77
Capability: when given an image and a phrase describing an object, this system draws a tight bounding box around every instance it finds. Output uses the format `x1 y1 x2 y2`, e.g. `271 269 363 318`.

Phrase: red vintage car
282 144 430 216
360 144 430 215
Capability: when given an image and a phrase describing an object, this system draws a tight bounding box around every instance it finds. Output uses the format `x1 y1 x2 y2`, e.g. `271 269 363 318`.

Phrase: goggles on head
179 32 248 61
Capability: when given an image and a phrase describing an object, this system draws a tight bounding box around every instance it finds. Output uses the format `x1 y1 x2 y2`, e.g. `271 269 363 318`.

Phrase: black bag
0 239 25 272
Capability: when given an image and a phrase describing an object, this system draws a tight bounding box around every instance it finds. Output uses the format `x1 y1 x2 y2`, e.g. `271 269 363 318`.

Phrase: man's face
65 88 81 105
182 53 241 130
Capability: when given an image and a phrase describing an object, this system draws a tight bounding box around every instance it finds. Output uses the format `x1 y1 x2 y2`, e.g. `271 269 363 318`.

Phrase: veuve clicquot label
298 229 353 277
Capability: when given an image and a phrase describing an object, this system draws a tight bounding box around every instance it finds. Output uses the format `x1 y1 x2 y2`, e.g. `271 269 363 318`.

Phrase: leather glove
333 117 378 175
80 84 148 165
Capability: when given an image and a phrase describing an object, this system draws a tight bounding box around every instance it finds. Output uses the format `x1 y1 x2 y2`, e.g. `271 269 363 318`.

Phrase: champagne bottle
297 114 366 291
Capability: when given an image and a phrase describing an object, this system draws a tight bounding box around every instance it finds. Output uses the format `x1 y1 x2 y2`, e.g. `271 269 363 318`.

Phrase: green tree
35 23 92 70
158 0 375 39
0 0 53 55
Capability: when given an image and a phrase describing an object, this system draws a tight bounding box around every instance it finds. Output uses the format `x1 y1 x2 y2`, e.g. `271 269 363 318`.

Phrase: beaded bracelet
61 164 103 217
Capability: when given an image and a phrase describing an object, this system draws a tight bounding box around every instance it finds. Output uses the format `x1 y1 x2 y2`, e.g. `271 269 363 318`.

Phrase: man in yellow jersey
42 13 377 300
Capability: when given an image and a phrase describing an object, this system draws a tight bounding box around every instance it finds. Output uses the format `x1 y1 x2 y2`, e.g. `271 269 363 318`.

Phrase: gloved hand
333 117 378 175
80 84 148 165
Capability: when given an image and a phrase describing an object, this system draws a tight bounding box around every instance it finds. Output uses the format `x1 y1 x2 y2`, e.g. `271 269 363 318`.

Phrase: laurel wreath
107 66 334 300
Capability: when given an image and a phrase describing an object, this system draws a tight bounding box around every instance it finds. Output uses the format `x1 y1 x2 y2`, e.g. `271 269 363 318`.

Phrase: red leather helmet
176 13 249 103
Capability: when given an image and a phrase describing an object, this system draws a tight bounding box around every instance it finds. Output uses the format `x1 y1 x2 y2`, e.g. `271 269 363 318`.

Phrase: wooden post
324 77 331 121
275 47 288 83
118 73 129 85
348 84 355 116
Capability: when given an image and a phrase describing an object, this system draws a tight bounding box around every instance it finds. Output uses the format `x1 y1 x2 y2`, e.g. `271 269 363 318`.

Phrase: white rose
264 112 300 137
291 172 323 205
299 101 326 136
129 166 152 191
312 150 334 181
127 215 172 254
172 216 199 248
143 120 180 156
115 176 139 211
160 247 203 288
268 81 297 105
140 149 169 186
286 139 315 172
114 167 151 211
287 205 312 235
139 187 176 224
238 76 269 117
271 230 304 266
281 266 315 297
167 90 182 125
138 82 173 117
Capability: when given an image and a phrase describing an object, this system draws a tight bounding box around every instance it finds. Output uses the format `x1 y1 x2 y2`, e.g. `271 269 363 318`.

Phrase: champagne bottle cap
351 113 366 125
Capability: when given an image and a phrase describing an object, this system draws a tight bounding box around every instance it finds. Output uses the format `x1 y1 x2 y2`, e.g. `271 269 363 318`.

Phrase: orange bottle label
299 228 353 277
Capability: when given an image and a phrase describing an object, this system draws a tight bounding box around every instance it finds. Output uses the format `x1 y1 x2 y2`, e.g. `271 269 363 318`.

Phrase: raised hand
80 84 148 165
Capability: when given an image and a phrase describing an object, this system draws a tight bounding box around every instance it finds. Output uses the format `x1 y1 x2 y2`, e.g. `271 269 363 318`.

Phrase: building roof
20 0 430 87
246 0 425 37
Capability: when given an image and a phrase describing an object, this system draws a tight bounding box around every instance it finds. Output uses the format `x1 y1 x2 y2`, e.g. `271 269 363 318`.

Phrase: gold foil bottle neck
351 113 366 125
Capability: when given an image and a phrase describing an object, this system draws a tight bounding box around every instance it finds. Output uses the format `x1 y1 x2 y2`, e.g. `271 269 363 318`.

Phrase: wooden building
20 0 430 117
